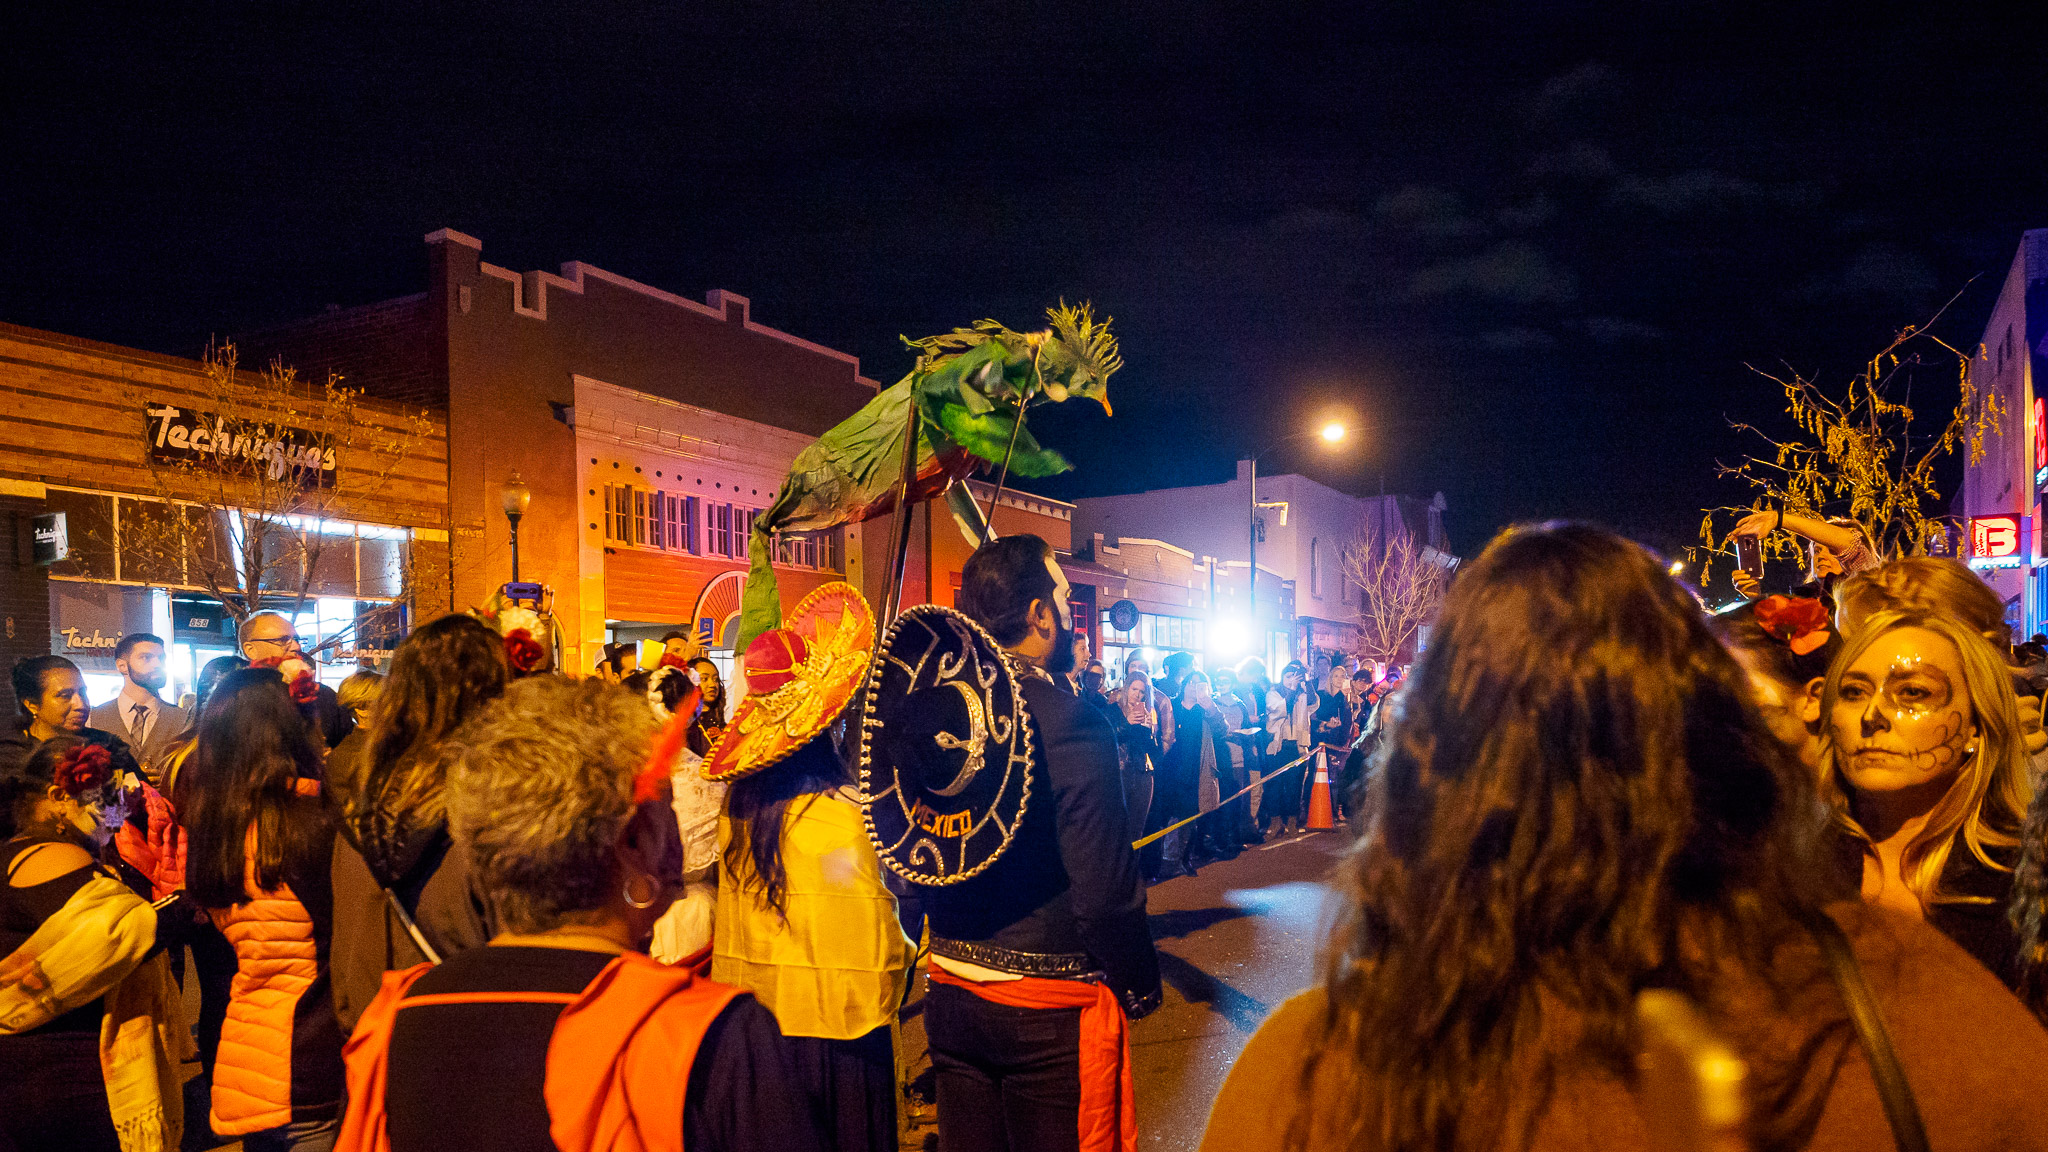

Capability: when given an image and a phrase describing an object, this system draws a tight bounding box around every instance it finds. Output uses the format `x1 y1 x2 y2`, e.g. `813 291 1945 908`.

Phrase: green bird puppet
735 302 1119 650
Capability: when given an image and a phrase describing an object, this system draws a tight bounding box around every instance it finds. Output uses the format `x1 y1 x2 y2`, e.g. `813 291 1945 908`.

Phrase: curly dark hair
1304 523 1836 1152
349 614 509 878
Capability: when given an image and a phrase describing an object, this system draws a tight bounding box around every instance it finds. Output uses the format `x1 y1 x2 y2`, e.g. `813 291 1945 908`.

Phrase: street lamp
1244 423 1349 664
501 472 532 583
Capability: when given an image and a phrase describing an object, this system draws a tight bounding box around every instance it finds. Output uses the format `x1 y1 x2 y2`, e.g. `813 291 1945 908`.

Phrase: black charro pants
925 982 1083 1152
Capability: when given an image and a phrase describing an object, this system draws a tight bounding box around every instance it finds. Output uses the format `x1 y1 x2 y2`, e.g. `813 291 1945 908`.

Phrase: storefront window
45 489 113 581
358 530 407 599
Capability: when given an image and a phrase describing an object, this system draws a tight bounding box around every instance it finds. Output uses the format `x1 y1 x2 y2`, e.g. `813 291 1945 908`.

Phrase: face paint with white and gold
1829 626 1977 796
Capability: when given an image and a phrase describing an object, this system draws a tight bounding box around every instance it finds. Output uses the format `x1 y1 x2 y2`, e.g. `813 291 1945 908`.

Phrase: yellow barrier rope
1130 746 1320 850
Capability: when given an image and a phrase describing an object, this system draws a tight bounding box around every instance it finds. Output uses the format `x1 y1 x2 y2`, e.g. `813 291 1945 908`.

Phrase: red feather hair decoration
632 687 703 805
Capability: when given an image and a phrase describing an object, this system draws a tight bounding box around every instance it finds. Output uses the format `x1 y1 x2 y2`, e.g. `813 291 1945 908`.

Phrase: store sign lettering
59 627 120 653
1970 515 2023 559
144 404 337 488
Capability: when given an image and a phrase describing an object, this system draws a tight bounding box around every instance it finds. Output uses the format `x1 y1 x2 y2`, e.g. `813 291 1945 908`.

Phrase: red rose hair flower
1753 594 1833 656
54 743 112 798
504 628 546 674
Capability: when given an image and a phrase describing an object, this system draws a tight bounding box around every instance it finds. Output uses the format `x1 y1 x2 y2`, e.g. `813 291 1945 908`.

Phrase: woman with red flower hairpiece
1711 595 1843 773
3 734 190 1152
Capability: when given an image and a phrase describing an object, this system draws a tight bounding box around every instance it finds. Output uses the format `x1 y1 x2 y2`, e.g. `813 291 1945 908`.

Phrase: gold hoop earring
623 875 659 910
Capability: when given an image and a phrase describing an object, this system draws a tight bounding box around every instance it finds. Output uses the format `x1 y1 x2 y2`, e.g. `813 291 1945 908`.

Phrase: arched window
1310 537 1321 596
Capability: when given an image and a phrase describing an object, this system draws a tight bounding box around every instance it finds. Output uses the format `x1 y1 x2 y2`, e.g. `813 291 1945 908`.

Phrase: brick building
237 228 1001 675
0 321 448 713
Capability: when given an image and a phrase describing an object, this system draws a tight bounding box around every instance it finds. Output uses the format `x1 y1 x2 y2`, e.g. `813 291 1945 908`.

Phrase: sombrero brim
700 582 874 782
858 604 1034 885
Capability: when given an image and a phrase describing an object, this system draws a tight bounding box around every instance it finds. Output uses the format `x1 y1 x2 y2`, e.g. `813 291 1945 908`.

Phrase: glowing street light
1244 421 1353 661
501 471 533 583
1668 559 1685 576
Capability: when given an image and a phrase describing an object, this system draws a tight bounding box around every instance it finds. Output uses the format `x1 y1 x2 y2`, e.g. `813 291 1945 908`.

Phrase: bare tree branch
1699 315 1997 579
1340 511 1454 665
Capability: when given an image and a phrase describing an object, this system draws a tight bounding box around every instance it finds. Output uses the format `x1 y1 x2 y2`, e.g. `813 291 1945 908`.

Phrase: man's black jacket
923 673 1162 1008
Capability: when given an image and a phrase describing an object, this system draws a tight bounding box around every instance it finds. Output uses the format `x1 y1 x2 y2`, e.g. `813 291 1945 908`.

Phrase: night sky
8 3 2046 574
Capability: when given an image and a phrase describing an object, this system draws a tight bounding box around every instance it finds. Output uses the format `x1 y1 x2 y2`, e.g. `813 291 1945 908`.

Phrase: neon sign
2036 397 2045 474
1969 514 2024 560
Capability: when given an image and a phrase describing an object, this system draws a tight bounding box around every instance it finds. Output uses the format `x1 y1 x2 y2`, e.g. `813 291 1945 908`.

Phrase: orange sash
335 952 743 1152
926 963 1136 1152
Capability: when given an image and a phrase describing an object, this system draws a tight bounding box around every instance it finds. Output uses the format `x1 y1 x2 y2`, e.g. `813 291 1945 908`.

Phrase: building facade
1960 229 2048 638
1072 462 1451 674
237 228 883 675
0 321 449 713
1062 533 1298 682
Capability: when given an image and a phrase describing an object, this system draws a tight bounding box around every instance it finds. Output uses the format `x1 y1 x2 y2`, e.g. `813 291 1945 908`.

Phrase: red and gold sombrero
700 582 875 782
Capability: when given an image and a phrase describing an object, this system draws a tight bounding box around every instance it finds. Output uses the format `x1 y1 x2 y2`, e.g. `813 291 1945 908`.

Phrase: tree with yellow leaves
1701 316 1998 578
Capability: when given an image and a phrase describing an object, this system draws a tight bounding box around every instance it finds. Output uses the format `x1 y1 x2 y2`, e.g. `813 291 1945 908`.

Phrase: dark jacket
1312 690 1352 748
328 752 493 1032
923 674 1162 1012
1162 701 1231 819
1830 827 2022 991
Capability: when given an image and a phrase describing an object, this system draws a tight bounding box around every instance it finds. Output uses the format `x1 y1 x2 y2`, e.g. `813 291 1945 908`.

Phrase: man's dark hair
958 535 1057 647
660 630 690 644
115 633 165 663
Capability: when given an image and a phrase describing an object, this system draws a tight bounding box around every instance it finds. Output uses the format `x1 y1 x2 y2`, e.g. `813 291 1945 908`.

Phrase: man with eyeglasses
240 611 356 749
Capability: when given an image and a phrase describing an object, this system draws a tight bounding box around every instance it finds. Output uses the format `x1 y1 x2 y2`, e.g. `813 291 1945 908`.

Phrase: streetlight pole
1243 422 1347 668
1246 453 1259 642
501 472 532 584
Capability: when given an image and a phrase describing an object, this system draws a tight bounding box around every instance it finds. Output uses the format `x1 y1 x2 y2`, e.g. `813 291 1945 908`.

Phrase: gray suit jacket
90 695 192 774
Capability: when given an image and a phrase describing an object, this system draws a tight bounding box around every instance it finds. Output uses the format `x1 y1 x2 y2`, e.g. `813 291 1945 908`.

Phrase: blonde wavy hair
1818 609 2032 906
1833 557 2009 645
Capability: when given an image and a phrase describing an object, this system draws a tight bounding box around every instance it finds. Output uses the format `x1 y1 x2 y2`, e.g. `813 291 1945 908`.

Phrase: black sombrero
859 604 1033 885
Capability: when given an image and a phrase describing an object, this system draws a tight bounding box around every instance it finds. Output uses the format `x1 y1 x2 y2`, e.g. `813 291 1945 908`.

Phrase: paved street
899 828 1348 1150
1131 830 1347 1149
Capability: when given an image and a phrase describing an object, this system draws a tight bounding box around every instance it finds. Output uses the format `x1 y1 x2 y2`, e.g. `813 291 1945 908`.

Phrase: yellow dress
712 788 913 1040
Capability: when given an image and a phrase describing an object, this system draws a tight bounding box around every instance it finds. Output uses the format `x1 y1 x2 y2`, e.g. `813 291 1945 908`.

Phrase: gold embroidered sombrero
700 582 874 782
858 604 1033 885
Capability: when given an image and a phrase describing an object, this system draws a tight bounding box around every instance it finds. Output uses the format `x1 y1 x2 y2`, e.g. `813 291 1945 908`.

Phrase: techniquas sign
145 404 338 488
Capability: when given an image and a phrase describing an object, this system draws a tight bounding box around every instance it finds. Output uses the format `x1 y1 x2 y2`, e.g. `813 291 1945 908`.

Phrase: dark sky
7 3 2046 569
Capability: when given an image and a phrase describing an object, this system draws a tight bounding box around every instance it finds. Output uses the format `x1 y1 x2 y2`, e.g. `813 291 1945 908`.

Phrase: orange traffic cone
1306 747 1336 830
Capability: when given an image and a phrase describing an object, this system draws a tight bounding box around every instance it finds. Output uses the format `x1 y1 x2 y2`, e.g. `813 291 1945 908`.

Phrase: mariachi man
862 534 1161 1152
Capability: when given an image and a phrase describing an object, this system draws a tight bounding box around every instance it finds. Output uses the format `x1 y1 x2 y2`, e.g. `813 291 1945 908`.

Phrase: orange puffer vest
207 800 336 1136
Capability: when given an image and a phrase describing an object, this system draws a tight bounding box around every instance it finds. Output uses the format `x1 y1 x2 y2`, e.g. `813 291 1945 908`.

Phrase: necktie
131 702 150 748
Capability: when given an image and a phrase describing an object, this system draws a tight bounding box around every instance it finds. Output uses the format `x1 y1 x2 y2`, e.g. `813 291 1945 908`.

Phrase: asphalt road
898 828 1348 1150
1132 830 1347 1149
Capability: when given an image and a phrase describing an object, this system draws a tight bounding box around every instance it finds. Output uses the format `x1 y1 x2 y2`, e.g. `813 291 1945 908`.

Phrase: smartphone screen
1735 535 1764 578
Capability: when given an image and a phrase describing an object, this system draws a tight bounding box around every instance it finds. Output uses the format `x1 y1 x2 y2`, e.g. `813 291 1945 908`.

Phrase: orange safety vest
926 963 1136 1152
336 949 742 1152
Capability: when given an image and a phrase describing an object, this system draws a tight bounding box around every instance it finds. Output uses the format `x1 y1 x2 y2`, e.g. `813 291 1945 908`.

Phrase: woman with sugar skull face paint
1821 610 2035 991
